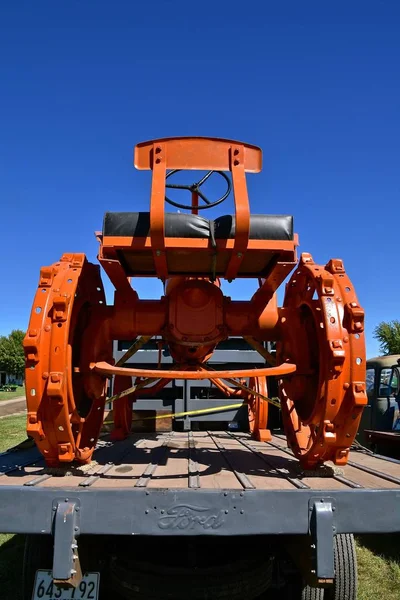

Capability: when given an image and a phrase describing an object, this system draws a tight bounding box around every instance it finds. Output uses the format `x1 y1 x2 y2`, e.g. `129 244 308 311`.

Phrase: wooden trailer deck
1 431 400 492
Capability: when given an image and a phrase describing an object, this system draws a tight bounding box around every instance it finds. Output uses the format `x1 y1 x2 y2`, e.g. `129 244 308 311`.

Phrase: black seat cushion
103 212 211 238
214 214 293 240
103 212 294 242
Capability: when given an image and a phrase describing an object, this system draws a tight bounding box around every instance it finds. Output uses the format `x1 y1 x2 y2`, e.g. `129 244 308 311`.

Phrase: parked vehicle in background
357 354 400 456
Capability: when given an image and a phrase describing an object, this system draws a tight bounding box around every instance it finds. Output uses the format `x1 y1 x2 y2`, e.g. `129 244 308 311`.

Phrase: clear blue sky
0 1 399 359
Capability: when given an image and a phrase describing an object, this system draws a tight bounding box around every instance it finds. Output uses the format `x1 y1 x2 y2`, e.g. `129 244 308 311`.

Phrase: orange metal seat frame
98 137 298 291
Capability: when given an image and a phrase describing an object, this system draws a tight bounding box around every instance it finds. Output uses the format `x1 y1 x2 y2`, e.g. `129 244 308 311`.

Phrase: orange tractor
23 137 367 469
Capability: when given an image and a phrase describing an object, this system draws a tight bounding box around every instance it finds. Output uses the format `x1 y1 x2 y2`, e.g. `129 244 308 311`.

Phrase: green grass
0 414 27 452
357 534 400 600
0 415 399 599
0 415 30 599
0 385 25 401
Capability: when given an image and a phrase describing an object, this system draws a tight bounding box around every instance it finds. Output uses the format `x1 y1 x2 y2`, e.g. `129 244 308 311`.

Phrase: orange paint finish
247 377 271 443
91 361 297 380
23 137 368 469
134 136 262 172
166 278 224 345
277 252 367 468
101 236 297 253
110 374 135 441
24 254 112 466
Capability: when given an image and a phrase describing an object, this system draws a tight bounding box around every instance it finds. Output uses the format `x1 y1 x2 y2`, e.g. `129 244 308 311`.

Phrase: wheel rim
277 253 367 468
24 254 112 466
247 376 269 437
110 374 135 440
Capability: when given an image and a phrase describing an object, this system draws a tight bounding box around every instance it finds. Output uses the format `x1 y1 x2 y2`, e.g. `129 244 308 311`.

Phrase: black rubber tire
22 535 53 600
279 578 324 600
109 555 273 600
325 534 357 600
301 583 325 600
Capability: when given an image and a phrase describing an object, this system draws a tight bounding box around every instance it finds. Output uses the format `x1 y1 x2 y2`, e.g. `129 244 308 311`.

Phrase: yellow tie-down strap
104 395 281 424
105 402 245 425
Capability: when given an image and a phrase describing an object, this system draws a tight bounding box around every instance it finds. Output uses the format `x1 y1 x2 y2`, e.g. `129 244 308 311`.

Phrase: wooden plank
266 433 400 489
1 431 399 491
209 433 295 490
189 432 243 490
229 433 309 489
208 432 256 489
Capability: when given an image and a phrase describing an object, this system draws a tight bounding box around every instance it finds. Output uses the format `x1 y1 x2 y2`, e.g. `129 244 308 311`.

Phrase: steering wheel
165 169 231 210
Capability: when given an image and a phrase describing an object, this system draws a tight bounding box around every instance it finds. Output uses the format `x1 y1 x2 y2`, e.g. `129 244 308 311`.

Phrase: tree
0 329 26 379
373 320 400 355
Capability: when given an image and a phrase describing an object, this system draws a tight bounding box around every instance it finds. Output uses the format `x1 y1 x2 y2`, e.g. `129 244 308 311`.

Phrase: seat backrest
134 136 262 172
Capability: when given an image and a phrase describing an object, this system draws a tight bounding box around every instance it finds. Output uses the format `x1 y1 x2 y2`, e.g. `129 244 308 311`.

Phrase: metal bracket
309 497 336 583
52 499 81 583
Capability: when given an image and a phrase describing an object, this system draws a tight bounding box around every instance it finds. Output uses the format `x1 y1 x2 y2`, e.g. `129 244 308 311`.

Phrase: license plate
32 570 99 600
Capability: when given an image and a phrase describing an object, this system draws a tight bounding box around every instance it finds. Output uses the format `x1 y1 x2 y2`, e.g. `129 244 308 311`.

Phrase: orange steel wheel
110 375 135 441
24 254 112 466
277 252 367 468
247 376 271 442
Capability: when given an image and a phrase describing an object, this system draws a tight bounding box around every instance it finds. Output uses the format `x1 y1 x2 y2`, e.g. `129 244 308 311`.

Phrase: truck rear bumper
0 484 400 536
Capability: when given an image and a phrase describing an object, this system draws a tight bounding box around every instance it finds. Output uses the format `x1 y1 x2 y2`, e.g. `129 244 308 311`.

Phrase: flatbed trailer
1 429 400 599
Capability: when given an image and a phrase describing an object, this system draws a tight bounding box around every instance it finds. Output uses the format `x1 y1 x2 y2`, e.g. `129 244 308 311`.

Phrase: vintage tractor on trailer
23 136 367 469
9 136 387 600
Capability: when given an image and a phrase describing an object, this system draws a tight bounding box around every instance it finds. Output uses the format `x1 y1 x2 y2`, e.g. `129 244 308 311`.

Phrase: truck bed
1 430 400 492
1 431 400 538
